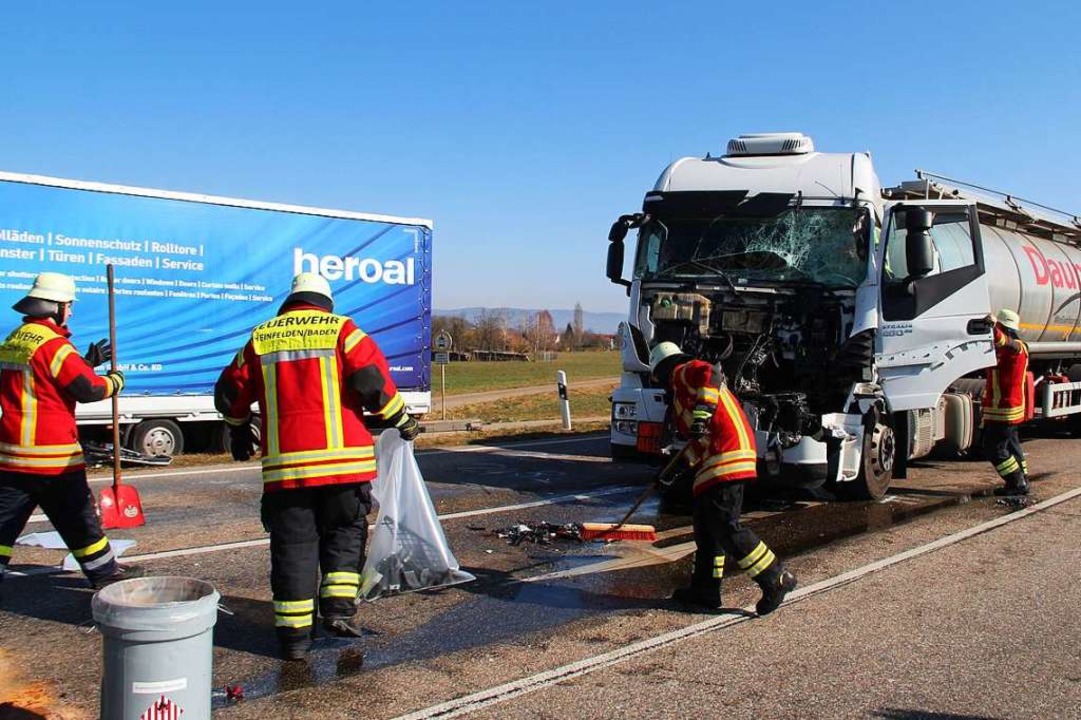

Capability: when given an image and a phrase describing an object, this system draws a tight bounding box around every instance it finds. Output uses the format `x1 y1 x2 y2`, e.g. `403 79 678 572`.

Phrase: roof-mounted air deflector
725 133 815 157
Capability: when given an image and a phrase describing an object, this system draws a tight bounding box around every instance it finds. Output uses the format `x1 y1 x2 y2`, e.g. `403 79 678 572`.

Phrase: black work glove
105 370 125 396
689 418 709 439
85 339 112 367
396 415 421 441
229 423 255 461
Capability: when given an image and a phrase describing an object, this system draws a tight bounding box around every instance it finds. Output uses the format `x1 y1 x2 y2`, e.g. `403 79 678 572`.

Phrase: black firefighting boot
671 553 723 610
993 470 1030 497
755 566 797 616
277 627 313 661
322 616 365 638
89 563 147 590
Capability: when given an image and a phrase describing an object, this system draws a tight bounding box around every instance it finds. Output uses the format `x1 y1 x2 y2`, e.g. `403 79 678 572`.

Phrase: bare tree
473 308 507 351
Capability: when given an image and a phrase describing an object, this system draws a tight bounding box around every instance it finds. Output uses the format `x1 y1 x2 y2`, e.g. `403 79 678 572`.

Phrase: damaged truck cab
606 133 998 499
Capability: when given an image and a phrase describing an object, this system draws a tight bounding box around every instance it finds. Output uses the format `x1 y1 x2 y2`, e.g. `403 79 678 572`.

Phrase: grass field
432 351 621 395
443 381 617 422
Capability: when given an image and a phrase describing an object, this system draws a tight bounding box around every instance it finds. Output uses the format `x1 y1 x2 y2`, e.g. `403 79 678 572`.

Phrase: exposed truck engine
605 133 1081 499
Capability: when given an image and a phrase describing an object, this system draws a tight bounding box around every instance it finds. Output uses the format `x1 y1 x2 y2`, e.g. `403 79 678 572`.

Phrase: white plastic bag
359 432 475 600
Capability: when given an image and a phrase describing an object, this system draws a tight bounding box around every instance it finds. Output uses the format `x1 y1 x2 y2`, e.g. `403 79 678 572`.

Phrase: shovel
99 264 145 529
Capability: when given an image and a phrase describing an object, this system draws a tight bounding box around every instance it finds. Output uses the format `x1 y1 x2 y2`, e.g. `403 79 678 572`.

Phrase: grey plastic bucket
92 576 220 720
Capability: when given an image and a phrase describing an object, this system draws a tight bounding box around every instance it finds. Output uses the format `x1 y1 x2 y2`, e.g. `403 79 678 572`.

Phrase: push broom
578 444 691 542
99 264 145 529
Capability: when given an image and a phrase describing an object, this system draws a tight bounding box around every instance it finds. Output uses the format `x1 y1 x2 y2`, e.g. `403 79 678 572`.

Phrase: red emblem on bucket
139 695 183 720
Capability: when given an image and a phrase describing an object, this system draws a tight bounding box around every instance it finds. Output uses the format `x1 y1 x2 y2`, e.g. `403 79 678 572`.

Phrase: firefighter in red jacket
215 272 420 660
0 272 141 589
650 342 796 615
981 309 1030 496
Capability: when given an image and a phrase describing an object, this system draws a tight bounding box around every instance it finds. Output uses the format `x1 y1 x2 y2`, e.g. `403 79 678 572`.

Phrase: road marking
4 485 645 578
391 485 1081 720
87 466 259 484
436 446 611 463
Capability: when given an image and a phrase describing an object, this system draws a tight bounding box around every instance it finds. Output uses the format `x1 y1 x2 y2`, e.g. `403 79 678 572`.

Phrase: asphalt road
1 431 1078 719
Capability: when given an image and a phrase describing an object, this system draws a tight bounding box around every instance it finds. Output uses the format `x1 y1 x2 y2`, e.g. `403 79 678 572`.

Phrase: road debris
484 522 584 546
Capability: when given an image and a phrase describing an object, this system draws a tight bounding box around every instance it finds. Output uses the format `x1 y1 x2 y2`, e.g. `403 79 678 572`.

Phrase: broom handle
610 443 693 530
107 265 121 491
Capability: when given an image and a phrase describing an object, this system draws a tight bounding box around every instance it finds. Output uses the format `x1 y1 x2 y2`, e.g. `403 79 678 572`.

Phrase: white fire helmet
995 309 1020 332
25 272 76 303
289 272 333 301
648 341 688 374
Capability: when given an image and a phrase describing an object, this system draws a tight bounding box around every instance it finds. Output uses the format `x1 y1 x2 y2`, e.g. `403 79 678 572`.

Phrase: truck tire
847 409 895 501
130 419 184 457
214 416 262 456
610 443 641 462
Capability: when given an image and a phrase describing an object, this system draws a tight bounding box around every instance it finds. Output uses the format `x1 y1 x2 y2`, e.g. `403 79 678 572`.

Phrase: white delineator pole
557 370 571 430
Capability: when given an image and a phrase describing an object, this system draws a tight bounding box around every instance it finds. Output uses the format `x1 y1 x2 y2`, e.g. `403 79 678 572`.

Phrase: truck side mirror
607 241 630 288
906 230 935 279
608 219 629 243
902 208 935 279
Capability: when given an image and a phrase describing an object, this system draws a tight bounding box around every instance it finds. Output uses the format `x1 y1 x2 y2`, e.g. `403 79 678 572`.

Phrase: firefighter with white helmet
981 308 1030 496
215 271 421 660
0 272 142 590
649 341 796 615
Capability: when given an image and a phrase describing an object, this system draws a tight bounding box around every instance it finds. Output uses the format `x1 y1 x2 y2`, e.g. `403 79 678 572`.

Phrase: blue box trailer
0 171 433 456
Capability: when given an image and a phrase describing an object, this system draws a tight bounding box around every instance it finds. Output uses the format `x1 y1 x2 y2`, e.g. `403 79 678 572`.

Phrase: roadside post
557 370 572 430
434 331 453 420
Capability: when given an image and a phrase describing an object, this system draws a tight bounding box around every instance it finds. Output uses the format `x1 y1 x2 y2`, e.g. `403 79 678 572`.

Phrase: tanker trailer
880 172 1081 478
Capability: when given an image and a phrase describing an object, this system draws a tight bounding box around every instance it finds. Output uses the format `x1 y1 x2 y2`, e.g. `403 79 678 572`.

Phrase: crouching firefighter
981 309 1030 496
650 342 797 615
215 272 420 660
0 272 142 590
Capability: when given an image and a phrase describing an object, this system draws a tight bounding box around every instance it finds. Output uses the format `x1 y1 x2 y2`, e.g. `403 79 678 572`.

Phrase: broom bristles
579 522 657 542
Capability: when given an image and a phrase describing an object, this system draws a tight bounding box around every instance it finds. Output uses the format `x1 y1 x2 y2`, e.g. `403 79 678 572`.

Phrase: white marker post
557 370 572 430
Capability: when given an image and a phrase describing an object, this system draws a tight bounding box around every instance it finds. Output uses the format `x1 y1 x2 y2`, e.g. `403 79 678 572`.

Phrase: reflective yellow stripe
262 447 374 467
343 328 367 354
0 451 85 470
73 537 109 559
49 345 75 378
262 459 377 484
0 441 83 456
262 363 280 458
700 388 719 403
323 571 360 585
376 393 405 420
991 369 1001 408
20 371 35 447
320 586 359 598
745 549 777 578
737 542 769 570
995 458 1018 472
275 614 313 628
0 545 12 558
719 388 751 449
273 599 314 613
320 356 344 448
712 555 725 579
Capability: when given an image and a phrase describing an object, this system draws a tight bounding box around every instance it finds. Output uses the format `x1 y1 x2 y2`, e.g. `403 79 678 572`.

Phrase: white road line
4 485 645 578
436 446 611 463
80 436 609 484
392 486 1081 720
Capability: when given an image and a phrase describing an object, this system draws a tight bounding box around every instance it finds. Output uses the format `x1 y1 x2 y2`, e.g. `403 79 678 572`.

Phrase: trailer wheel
130 419 184 457
849 410 895 500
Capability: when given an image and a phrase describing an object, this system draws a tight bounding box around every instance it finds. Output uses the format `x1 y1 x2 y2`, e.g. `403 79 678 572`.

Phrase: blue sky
2 2 1078 314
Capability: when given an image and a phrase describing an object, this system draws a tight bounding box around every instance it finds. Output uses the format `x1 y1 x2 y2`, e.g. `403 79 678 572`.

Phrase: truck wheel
610 443 641 462
214 416 262 455
849 411 895 500
130 419 184 457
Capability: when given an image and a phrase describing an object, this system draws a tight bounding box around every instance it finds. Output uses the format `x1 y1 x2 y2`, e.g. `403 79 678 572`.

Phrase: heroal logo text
293 248 415 285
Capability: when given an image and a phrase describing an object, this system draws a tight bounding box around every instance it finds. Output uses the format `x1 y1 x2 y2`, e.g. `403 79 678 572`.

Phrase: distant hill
435 307 626 335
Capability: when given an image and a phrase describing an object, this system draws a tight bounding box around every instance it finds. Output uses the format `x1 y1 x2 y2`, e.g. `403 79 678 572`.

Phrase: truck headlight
612 402 637 419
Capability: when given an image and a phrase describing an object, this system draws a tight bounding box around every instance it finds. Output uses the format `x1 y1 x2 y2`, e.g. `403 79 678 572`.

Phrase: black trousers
0 469 116 582
691 482 780 594
982 422 1026 481
261 483 372 644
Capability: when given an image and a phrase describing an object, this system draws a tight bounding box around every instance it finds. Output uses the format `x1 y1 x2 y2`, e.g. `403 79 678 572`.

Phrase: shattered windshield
634 205 869 288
